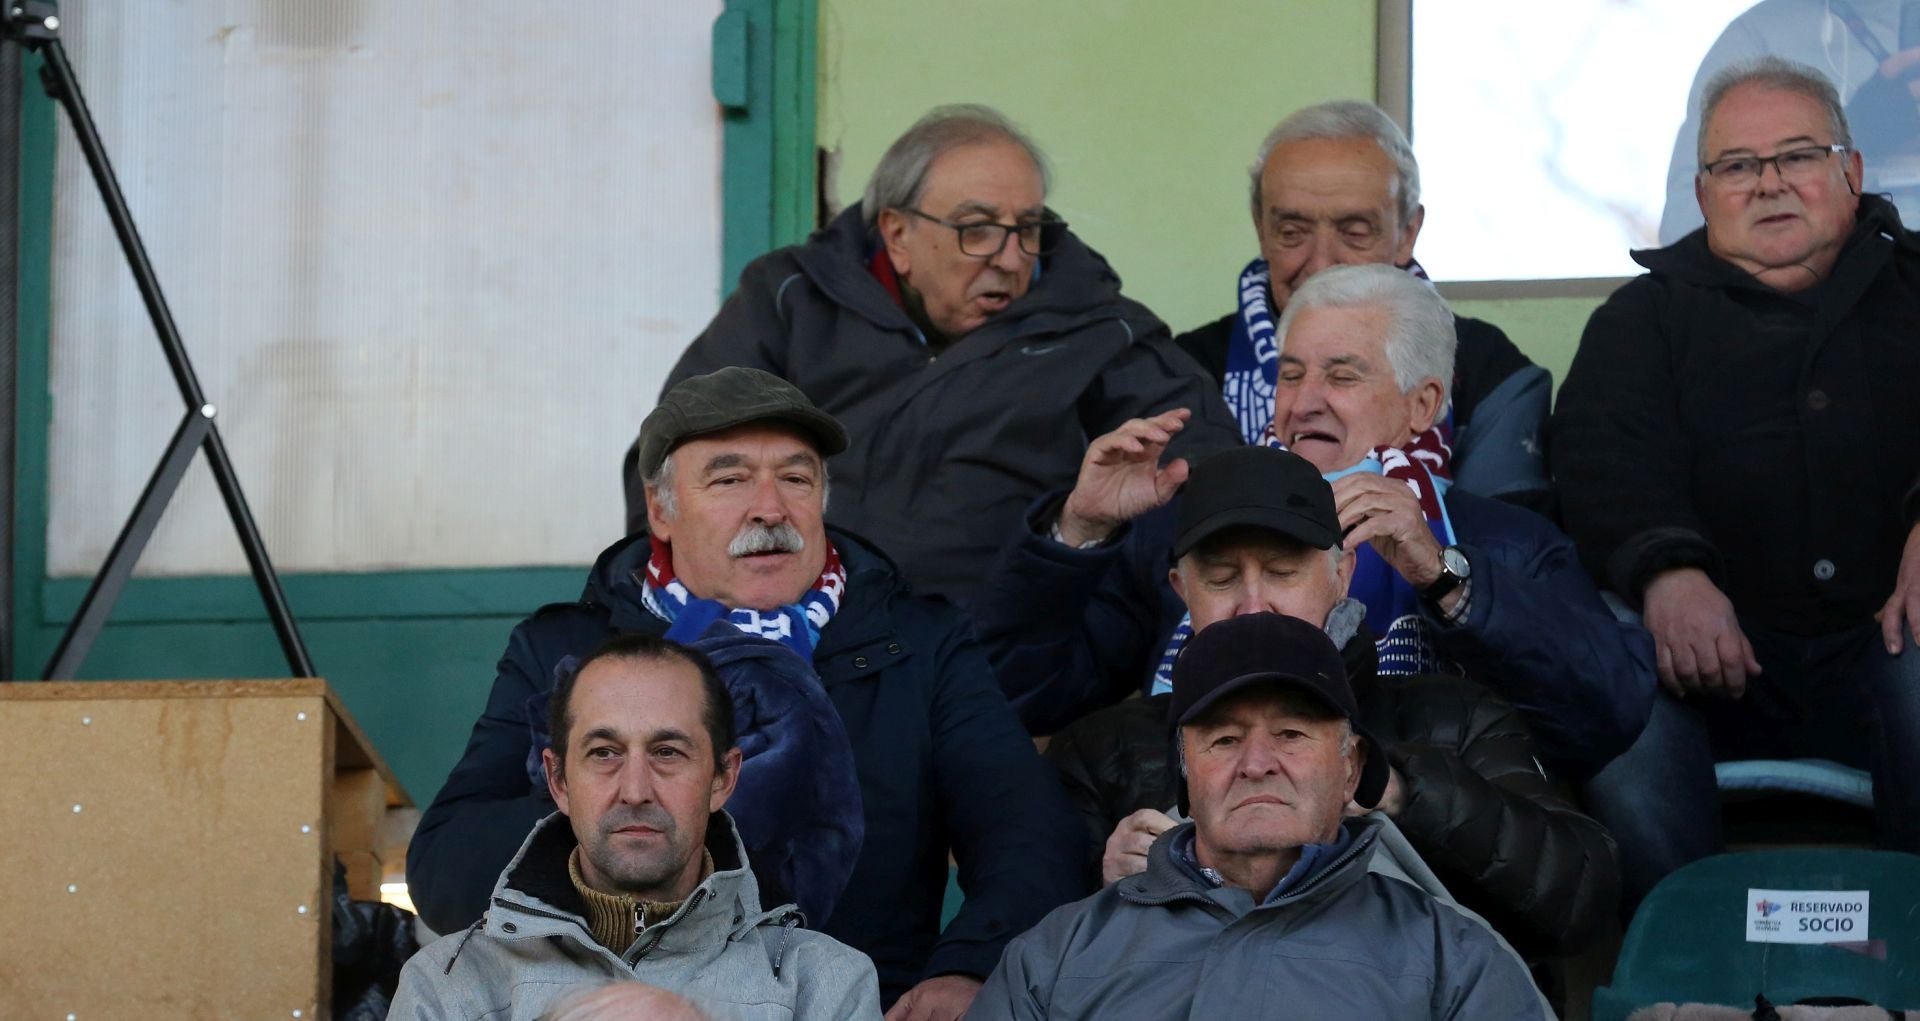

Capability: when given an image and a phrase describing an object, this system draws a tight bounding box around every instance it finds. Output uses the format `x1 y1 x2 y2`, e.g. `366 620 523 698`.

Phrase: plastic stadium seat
1591 849 1920 1021
1717 760 1874 809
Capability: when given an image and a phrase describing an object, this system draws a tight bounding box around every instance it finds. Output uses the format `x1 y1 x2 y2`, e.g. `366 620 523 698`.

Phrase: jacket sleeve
1427 497 1658 777
623 255 801 532
961 927 1058 1021
1075 307 1242 467
969 495 1171 733
795 943 885 1021
1431 906 1556 1021
1387 679 1622 960
406 611 593 934
922 616 1091 982
1551 280 1724 602
384 949 460 1021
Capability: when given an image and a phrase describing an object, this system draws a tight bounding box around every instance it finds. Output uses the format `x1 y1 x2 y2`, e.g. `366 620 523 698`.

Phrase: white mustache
729 522 805 557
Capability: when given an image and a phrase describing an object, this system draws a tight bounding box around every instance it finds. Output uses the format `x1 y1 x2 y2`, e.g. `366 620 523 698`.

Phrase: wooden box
0 679 411 1020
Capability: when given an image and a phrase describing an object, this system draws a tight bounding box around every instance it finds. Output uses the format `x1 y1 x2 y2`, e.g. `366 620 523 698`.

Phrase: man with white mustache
414 367 1085 1021
974 264 1656 786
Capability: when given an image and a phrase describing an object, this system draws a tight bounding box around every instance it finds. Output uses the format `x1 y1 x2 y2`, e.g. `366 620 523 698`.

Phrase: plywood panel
0 683 334 1019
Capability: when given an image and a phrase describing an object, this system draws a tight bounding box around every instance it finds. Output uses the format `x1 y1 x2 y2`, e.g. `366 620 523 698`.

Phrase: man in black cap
965 613 1550 1019
977 442 1619 966
409 367 1085 1020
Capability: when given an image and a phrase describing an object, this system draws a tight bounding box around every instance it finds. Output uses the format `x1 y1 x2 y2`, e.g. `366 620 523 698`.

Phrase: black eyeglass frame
1699 143 1851 184
899 207 1068 257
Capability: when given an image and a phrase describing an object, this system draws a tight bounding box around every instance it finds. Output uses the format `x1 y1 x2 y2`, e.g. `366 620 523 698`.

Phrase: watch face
1441 546 1470 578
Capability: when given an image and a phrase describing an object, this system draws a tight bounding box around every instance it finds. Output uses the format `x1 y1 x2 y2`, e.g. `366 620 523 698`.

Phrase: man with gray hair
633 104 1237 606
1556 56 1920 904
976 263 1655 780
1173 99 1553 510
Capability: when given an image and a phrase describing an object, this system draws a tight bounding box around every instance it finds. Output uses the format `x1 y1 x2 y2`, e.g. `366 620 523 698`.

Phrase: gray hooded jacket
964 816 1549 1020
390 811 880 1021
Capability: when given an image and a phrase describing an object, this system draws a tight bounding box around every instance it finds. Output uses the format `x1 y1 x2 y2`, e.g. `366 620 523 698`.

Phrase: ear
1844 148 1865 201
1406 376 1446 435
645 484 673 544
543 747 569 814
1344 736 1366 802
877 207 914 278
1694 171 1708 217
708 746 743 813
1393 204 1425 265
1333 548 1356 596
1169 563 1191 605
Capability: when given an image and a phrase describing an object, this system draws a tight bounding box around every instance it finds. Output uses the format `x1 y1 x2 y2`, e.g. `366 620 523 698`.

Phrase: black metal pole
7 4 315 677
44 408 211 680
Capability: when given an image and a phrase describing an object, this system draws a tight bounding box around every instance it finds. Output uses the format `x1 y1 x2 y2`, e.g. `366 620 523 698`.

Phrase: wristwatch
1421 546 1471 602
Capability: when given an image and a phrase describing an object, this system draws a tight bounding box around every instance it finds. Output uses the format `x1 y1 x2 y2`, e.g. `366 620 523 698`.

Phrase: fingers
1882 589 1916 655
1129 808 1177 835
1655 639 1683 698
883 994 912 1021
1711 627 1748 699
1155 458 1190 501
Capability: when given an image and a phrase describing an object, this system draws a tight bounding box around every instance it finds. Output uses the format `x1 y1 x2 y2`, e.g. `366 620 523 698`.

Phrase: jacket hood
793 204 1138 336
580 525 909 632
1631 192 1917 286
482 809 794 961
1121 815 1382 911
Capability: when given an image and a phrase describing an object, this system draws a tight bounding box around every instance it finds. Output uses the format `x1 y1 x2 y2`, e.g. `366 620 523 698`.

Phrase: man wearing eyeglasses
631 104 1237 606
1556 56 1920 906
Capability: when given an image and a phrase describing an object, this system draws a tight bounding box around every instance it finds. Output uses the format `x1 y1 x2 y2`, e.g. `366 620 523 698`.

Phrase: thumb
1741 634 1762 675
1156 458 1190 500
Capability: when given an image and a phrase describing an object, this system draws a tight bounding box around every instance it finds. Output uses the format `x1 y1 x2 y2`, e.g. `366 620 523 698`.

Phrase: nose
747 475 788 525
1236 732 1283 780
1299 233 1338 279
615 756 657 805
1754 158 1789 193
988 228 1029 273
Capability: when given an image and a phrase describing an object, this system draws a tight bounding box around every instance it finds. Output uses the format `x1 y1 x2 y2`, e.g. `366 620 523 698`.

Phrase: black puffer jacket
630 205 1239 606
1043 629 1620 961
1553 195 1920 634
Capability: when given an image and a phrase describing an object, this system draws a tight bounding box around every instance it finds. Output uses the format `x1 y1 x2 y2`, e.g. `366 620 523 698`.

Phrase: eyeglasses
901 208 1067 257
1700 144 1850 186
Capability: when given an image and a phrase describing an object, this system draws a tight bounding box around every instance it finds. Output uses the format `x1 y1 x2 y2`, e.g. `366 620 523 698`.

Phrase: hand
1878 46 1920 99
1057 410 1192 546
883 974 983 1021
1642 567 1761 699
1877 522 1920 655
1331 474 1446 590
1101 808 1175 886
1347 765 1405 818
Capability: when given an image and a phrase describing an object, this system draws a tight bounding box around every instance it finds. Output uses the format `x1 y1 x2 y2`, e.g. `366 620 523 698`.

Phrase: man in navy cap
965 613 1549 1019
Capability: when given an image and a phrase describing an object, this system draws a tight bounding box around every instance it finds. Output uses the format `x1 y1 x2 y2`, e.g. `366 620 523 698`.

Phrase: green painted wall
816 1 1612 383
817 0 1377 337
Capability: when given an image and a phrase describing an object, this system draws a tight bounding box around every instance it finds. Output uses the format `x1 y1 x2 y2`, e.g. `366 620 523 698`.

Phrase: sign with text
1746 889 1870 944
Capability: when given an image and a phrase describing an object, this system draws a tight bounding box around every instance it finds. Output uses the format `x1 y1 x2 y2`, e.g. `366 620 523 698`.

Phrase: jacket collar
1118 815 1382 914
1631 192 1916 290
485 809 789 961
581 525 910 661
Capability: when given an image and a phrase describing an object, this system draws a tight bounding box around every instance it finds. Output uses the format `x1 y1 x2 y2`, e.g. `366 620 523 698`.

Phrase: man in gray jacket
392 633 880 1021
965 613 1548 1020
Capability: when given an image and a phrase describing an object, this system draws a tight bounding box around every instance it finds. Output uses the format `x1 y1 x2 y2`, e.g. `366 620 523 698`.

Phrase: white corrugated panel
47 0 723 575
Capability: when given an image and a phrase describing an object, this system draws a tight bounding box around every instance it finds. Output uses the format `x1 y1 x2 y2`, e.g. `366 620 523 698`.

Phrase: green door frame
8 0 817 799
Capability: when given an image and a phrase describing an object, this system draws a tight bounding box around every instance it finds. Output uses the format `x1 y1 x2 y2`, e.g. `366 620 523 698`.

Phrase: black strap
1829 0 1894 65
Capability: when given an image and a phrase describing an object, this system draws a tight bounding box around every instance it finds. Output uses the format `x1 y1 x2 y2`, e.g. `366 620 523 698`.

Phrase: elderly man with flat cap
411 367 1085 1019
964 612 1550 1019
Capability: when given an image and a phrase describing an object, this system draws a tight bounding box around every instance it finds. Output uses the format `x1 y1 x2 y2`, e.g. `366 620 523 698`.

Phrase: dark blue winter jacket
974 489 1655 779
407 528 1086 1006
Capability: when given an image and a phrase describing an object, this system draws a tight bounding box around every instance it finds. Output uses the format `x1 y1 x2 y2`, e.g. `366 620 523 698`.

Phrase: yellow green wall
816 1 1608 386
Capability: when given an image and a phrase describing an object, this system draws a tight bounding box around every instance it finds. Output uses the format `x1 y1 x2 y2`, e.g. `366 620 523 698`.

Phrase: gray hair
1274 263 1455 412
644 452 830 521
1249 100 1421 227
861 104 1051 230
1697 56 1852 166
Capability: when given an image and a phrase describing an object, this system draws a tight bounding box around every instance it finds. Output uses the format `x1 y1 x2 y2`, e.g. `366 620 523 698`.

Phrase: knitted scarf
1149 430 1458 694
1221 256 1449 444
641 536 846 659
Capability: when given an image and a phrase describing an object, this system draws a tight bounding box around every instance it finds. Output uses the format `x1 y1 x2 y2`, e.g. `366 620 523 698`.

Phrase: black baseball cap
1171 446 1339 560
1168 612 1388 811
635 367 849 478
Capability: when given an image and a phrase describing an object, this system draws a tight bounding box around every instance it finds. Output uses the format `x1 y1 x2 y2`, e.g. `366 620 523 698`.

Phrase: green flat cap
635 366 849 478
